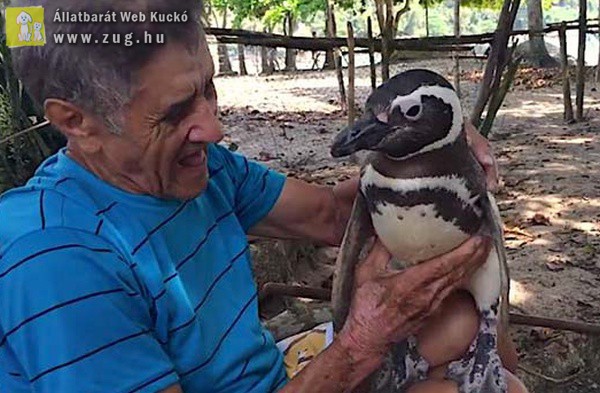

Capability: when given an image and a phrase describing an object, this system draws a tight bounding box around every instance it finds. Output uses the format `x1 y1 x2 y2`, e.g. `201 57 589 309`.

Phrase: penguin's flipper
485 191 510 330
332 191 373 332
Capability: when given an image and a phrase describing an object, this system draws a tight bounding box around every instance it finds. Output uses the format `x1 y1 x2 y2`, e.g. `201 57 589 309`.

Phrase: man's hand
465 121 499 191
338 236 492 363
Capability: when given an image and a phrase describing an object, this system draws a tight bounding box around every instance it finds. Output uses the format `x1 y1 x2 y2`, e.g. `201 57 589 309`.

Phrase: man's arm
248 177 359 246
279 331 382 392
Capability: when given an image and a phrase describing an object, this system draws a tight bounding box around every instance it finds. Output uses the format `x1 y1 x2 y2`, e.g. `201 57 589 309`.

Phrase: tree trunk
526 0 558 67
261 27 275 75
237 43 248 76
327 0 346 109
217 11 234 75
324 49 335 70
375 0 410 82
425 0 430 37
284 13 297 72
218 44 234 75
470 0 521 126
323 2 335 70
381 8 393 82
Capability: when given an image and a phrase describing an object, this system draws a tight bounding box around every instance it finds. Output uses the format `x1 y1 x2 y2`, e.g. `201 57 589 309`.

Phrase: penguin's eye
405 105 421 120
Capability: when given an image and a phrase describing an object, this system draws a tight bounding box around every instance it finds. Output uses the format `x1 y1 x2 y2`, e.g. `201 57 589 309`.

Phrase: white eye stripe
392 96 422 119
388 85 462 159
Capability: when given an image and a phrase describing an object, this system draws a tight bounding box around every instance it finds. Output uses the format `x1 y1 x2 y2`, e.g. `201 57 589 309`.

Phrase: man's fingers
474 147 498 191
437 236 492 292
468 237 492 270
464 119 499 192
425 236 489 280
483 155 499 192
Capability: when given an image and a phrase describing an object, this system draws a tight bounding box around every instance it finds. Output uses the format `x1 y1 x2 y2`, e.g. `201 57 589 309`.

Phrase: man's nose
187 100 224 143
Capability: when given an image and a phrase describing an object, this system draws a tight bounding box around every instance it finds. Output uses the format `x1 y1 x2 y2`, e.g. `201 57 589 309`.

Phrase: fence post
367 17 377 92
327 0 346 110
559 23 574 123
453 0 461 98
347 22 356 126
575 0 587 122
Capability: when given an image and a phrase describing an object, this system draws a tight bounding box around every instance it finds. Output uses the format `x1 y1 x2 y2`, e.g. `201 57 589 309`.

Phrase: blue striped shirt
0 144 288 392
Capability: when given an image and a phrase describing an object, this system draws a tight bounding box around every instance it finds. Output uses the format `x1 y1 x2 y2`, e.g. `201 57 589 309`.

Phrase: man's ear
45 99 105 153
45 99 92 138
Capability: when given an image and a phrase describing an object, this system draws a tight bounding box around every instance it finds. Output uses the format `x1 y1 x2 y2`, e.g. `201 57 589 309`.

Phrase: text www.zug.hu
53 32 165 46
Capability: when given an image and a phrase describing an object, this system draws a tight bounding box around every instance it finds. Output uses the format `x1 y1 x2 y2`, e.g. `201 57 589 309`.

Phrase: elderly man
0 1 528 392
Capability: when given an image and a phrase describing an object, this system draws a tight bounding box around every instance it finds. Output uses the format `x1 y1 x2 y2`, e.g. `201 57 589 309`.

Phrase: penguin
330 69 509 393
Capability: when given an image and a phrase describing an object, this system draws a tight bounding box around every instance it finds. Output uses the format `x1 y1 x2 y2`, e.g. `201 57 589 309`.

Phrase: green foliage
0 14 65 193
421 0 504 10
394 0 501 36
206 0 356 31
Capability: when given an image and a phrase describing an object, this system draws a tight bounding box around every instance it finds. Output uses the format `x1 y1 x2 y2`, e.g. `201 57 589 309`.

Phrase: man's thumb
356 239 392 284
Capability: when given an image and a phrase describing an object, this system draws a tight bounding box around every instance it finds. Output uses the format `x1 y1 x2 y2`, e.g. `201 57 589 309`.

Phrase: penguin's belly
361 164 483 266
370 203 469 265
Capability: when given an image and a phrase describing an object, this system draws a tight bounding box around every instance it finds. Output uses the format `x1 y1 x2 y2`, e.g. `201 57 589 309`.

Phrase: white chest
361 165 472 265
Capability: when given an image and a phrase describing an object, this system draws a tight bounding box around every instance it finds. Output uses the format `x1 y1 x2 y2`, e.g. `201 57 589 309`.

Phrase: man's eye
163 108 185 124
162 99 195 125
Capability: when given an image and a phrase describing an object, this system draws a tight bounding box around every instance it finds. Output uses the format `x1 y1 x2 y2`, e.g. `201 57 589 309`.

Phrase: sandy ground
214 59 600 392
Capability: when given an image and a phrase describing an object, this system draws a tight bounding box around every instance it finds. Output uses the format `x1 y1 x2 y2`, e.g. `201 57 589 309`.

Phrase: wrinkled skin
46 41 223 201
338 237 492 366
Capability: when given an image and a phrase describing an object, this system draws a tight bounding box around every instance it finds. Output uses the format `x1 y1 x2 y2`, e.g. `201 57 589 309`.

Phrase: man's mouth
178 150 206 167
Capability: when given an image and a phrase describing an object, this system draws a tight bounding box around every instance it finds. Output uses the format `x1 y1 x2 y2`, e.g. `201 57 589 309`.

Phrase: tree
373 0 412 81
261 0 328 72
204 0 235 75
284 12 298 71
526 0 559 67
374 0 506 81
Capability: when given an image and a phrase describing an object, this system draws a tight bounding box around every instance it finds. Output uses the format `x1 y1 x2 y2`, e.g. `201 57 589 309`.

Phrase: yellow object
5 6 46 48
276 322 333 379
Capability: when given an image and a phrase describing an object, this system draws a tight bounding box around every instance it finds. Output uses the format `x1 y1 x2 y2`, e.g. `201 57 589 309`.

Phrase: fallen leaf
530 213 551 226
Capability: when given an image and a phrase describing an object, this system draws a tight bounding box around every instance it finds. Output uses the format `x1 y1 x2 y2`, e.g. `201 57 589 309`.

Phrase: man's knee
416 290 479 367
406 369 529 393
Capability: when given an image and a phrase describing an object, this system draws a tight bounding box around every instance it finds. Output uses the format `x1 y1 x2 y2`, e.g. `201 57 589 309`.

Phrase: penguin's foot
372 335 429 393
446 310 507 393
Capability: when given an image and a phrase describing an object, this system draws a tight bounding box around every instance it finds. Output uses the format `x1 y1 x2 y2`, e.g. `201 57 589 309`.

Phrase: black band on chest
363 185 482 234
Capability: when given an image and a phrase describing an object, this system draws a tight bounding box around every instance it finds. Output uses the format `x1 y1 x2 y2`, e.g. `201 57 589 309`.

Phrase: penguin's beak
330 116 390 157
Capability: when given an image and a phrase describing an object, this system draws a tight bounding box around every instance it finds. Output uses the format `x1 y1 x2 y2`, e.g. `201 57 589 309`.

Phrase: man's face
98 40 223 200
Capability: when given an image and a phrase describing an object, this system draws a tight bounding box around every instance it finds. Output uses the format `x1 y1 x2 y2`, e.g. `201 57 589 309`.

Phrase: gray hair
11 0 204 134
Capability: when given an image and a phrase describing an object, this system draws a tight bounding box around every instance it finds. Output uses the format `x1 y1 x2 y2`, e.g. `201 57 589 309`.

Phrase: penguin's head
331 69 463 160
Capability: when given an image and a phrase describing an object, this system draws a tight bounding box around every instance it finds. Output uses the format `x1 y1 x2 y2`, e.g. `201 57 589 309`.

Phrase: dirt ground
214 58 600 392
